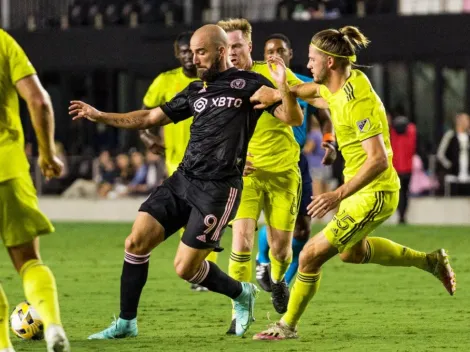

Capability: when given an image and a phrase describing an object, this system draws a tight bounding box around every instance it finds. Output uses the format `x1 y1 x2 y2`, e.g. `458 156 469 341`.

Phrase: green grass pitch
1 223 469 351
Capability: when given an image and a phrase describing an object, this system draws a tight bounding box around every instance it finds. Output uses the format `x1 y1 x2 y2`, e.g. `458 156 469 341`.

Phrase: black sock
119 251 150 320
189 260 243 299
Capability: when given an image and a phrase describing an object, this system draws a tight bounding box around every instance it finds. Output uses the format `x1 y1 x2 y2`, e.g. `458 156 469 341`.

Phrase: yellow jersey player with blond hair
139 31 218 291
250 26 456 340
0 30 70 352
217 18 335 333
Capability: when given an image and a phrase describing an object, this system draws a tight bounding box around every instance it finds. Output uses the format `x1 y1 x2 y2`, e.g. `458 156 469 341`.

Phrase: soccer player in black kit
69 24 303 339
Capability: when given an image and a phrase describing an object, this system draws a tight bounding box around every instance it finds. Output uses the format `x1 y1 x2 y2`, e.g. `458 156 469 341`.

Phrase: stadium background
1 1 469 351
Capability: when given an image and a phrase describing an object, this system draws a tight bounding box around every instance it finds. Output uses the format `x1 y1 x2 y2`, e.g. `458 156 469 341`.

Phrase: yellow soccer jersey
143 67 198 171
249 61 301 172
0 30 36 182
319 69 400 193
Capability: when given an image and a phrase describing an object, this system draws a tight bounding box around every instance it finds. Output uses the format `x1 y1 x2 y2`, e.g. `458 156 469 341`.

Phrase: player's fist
69 100 100 122
250 86 280 109
38 154 64 180
139 130 165 155
322 142 337 165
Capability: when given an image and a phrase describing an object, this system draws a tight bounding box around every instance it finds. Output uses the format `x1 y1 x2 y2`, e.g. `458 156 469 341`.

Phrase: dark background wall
12 14 470 72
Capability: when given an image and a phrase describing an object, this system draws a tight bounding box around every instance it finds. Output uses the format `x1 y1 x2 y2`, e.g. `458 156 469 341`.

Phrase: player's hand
69 100 100 122
139 130 165 155
322 142 337 165
250 86 279 109
307 191 342 219
38 154 64 180
243 152 256 176
267 55 287 86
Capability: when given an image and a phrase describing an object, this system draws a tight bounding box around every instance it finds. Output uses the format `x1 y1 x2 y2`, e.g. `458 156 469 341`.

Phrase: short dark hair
265 33 291 49
174 31 193 50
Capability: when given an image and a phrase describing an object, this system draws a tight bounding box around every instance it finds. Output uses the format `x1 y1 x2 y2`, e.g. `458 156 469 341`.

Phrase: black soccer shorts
139 171 241 251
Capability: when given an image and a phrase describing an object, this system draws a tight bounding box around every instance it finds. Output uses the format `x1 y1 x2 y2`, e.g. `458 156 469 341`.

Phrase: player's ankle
280 319 296 330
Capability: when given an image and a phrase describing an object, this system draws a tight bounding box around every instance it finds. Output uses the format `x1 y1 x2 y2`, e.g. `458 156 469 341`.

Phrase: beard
197 55 222 82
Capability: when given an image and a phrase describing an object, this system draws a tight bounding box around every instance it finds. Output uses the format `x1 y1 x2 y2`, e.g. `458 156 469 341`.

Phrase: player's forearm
96 110 154 129
290 82 320 100
335 156 388 200
28 95 56 157
279 81 303 126
317 108 333 137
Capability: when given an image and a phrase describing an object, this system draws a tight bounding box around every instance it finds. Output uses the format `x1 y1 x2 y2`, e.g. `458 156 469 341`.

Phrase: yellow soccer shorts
0 172 54 247
234 166 301 232
324 191 399 253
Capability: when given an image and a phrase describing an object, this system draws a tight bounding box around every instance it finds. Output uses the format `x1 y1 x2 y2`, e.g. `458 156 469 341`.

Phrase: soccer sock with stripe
20 259 62 329
363 237 428 270
269 249 292 283
120 251 150 320
188 260 242 299
282 271 321 328
285 237 308 285
257 226 270 264
0 284 12 350
228 251 252 283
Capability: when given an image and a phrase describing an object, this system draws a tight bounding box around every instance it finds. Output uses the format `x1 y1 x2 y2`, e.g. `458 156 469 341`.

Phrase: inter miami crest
230 79 246 90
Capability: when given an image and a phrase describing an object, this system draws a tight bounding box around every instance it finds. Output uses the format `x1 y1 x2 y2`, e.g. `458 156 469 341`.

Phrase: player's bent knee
339 251 364 264
270 241 292 261
124 232 152 255
173 260 197 281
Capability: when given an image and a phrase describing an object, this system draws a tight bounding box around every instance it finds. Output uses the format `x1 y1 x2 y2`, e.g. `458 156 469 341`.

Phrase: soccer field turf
1 223 469 351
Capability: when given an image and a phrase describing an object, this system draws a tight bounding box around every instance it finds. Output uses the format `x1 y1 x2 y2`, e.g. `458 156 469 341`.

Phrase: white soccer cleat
45 324 71 352
0 347 16 352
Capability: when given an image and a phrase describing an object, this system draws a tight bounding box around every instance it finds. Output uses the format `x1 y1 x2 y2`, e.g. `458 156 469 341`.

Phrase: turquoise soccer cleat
233 282 259 337
88 317 138 340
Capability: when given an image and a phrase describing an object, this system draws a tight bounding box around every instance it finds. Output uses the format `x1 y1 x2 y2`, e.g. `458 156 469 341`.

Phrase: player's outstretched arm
16 75 64 179
69 101 173 129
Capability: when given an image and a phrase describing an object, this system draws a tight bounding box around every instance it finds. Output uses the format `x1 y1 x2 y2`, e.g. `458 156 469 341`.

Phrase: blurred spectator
97 155 118 198
145 150 166 191
277 0 352 20
410 154 439 196
126 151 149 195
389 110 416 224
304 115 332 196
437 112 470 195
115 153 134 184
62 149 113 198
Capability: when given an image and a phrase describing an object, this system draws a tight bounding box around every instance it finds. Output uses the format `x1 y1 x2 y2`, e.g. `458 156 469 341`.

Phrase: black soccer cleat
255 261 272 292
226 319 236 335
271 279 290 314
190 283 209 292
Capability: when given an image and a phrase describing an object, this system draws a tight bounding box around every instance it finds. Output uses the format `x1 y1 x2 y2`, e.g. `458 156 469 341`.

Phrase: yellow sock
21 259 62 329
228 251 252 282
282 271 321 328
364 237 428 270
206 251 218 264
228 251 251 318
269 250 292 283
0 284 12 350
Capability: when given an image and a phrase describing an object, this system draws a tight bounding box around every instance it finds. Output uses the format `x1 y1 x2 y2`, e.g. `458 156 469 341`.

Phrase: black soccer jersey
161 67 281 181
